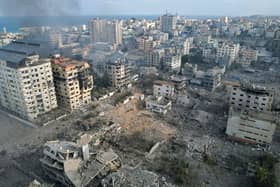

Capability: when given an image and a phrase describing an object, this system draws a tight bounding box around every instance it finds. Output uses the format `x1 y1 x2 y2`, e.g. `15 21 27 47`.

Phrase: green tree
256 167 270 187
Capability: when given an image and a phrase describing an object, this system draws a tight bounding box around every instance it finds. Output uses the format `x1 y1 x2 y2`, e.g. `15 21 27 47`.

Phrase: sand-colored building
51 56 93 111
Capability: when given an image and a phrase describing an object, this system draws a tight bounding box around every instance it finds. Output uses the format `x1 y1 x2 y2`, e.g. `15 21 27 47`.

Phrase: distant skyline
82 0 280 16
0 0 280 16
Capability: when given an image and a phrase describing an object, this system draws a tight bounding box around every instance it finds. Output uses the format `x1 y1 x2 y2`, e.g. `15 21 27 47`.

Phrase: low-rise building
226 108 278 144
146 96 172 114
51 56 93 111
153 80 175 99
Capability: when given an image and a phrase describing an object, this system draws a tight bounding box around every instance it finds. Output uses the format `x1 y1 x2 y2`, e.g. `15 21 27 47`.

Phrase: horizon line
0 14 280 18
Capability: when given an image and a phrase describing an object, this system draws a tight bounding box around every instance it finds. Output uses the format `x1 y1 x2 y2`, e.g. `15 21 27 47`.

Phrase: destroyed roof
107 52 128 64
51 57 89 69
45 141 81 154
154 80 175 86
41 141 121 187
230 107 280 124
102 166 160 187
236 82 272 95
146 96 171 105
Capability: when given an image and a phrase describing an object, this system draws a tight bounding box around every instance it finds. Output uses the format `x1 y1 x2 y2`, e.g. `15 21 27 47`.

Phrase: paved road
0 111 33 148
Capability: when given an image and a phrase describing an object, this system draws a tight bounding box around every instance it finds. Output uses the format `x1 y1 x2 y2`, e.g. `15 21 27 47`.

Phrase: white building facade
0 55 57 120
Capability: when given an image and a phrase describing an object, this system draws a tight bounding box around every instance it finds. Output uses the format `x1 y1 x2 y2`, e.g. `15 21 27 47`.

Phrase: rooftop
146 96 171 106
154 80 175 87
0 40 42 64
45 141 81 154
51 57 89 69
236 82 272 95
230 108 279 124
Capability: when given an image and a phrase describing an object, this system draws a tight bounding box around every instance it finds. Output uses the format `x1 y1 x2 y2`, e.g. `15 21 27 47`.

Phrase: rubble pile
101 166 175 187
40 140 121 187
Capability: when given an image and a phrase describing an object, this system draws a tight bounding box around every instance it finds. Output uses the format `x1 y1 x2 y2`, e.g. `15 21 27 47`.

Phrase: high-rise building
89 19 122 46
105 56 131 88
160 14 176 35
272 30 280 57
162 54 182 72
51 56 93 111
1 31 62 58
182 37 193 55
144 49 164 67
216 42 240 62
0 52 57 120
137 36 159 52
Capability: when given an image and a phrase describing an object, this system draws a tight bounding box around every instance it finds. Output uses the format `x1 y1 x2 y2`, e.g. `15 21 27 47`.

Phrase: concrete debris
189 110 213 124
28 180 54 187
101 166 175 187
146 141 165 160
40 140 121 187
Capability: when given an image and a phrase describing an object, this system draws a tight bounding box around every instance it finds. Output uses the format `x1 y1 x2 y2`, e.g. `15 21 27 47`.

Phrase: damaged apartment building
0 45 57 120
145 80 174 115
229 83 273 112
226 82 279 144
105 55 131 88
190 66 224 92
51 56 93 111
145 96 172 115
40 140 121 187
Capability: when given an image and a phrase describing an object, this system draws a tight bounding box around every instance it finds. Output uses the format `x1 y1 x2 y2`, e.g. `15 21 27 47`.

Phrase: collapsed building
101 166 174 187
40 140 121 187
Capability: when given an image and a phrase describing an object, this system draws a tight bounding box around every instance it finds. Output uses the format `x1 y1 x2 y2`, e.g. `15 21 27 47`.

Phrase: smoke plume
0 0 81 16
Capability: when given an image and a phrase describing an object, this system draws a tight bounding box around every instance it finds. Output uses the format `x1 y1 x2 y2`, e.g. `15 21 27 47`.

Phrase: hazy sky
80 0 280 16
0 0 279 16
